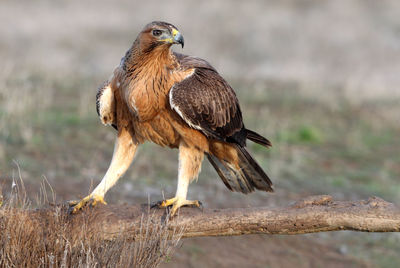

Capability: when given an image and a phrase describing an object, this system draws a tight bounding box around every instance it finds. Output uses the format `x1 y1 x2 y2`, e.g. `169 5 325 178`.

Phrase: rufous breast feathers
123 63 194 122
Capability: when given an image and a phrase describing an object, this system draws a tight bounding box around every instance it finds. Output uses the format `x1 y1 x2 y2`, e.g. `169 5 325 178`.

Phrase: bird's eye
152 30 162 37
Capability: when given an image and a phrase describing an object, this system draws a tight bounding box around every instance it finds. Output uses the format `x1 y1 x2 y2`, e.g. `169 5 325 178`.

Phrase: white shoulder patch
99 85 115 126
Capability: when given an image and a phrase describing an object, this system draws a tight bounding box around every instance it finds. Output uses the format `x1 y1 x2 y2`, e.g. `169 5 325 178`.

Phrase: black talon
67 204 76 215
66 200 76 214
150 200 164 209
197 201 203 210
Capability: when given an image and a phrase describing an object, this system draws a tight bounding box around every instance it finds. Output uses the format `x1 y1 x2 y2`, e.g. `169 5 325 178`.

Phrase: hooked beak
172 28 184 48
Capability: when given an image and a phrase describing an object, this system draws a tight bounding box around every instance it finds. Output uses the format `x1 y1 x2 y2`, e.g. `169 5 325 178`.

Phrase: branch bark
6 195 400 242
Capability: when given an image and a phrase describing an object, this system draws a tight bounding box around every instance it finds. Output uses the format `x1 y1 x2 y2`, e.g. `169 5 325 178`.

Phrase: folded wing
169 53 244 144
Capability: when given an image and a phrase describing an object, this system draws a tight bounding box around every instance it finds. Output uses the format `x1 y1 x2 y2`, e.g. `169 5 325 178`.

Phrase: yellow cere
172 28 179 37
160 28 179 43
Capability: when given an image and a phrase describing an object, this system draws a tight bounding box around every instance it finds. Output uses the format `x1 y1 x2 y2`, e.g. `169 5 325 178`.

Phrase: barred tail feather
235 145 273 192
207 154 253 193
207 145 273 194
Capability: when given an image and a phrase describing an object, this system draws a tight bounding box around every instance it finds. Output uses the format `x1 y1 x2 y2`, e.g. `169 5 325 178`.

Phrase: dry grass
0 178 183 268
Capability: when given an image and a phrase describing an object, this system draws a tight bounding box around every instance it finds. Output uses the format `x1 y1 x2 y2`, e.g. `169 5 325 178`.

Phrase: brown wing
170 53 244 144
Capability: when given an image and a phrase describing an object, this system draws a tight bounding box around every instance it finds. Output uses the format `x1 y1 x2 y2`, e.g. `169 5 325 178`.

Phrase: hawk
70 21 273 215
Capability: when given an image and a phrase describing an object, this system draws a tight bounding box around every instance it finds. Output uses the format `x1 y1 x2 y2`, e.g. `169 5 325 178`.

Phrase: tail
245 129 272 148
207 145 273 194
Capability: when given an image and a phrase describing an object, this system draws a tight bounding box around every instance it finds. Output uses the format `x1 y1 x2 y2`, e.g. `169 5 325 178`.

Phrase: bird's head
138 21 184 53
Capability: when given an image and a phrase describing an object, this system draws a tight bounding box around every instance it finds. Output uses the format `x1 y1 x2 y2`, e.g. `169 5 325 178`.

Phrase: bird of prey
70 21 273 216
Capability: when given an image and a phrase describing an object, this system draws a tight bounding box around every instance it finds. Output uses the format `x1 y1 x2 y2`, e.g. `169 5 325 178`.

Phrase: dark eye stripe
152 30 162 36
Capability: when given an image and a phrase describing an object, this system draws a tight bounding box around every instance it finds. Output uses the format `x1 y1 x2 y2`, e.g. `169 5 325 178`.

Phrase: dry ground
1 0 400 267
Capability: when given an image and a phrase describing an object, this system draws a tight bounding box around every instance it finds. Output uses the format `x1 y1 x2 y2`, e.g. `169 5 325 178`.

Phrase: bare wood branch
3 195 400 243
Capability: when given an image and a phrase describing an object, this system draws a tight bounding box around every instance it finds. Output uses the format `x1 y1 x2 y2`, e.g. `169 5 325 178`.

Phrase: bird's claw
68 195 107 214
151 197 203 216
150 200 164 209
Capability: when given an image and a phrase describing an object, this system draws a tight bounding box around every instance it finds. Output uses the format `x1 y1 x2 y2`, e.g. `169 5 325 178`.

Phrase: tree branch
5 195 400 243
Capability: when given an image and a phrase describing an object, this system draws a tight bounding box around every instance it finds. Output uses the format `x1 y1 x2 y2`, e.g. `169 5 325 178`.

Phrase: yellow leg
170 198 202 216
154 143 204 217
68 195 107 213
69 127 137 214
158 197 178 208
154 196 202 216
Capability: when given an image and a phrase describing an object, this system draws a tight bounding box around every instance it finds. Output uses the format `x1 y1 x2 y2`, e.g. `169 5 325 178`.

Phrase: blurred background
1 0 400 267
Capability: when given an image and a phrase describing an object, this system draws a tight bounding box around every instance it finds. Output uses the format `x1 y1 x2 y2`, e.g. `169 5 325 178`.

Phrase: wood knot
291 195 333 208
365 196 393 208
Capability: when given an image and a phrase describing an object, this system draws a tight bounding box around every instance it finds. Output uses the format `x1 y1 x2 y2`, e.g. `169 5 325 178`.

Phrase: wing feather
170 54 243 143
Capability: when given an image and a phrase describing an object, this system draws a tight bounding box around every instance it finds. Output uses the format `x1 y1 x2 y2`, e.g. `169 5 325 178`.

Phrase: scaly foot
68 195 107 214
152 196 202 216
